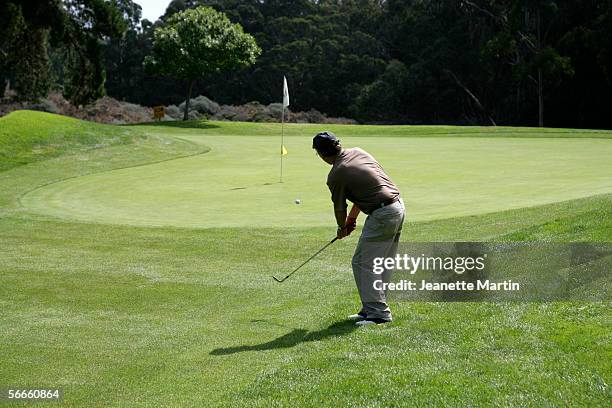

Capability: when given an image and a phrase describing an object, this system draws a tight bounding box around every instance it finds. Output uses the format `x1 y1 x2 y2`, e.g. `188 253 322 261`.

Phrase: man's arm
335 208 348 239
347 204 360 221
345 204 361 235
328 175 350 239
334 209 348 228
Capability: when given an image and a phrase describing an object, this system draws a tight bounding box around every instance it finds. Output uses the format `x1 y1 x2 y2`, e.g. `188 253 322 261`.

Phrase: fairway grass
1 113 610 407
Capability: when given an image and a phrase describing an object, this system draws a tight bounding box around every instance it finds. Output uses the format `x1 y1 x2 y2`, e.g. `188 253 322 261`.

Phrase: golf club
273 237 338 283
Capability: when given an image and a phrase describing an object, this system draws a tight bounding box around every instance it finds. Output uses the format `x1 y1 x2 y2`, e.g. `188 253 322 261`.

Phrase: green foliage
62 39 108 106
144 6 260 79
1 0 126 105
144 6 260 120
103 9 157 105
0 1 61 101
201 0 388 118
0 3 21 96
351 60 411 121
98 0 612 127
12 28 52 101
60 0 127 105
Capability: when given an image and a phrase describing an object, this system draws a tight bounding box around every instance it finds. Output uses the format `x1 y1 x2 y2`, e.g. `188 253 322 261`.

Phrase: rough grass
0 111 145 171
0 115 610 407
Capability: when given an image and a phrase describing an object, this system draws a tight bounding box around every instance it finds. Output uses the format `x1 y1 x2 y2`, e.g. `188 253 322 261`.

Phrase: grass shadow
209 319 357 355
131 120 220 130
227 181 281 191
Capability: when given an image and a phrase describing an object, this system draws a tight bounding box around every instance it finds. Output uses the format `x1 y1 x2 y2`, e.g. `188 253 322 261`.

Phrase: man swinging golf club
313 131 405 326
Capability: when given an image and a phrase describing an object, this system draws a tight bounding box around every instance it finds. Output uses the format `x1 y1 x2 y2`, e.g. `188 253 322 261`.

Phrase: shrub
265 103 285 120
27 98 60 114
324 116 358 125
178 95 220 115
187 110 203 120
232 111 250 122
0 93 359 124
252 112 276 122
165 105 181 119
214 105 238 120
292 108 326 124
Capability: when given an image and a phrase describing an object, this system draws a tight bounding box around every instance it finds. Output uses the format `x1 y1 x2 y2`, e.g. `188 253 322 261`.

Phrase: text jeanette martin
374 280 520 291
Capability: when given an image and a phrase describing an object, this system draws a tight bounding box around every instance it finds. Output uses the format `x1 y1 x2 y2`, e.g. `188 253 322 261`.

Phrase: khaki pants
351 199 405 320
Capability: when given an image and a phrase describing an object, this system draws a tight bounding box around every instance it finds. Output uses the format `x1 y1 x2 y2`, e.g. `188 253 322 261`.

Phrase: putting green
21 126 612 228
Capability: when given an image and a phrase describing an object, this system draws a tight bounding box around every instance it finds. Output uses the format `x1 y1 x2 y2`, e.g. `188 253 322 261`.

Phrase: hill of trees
3 0 611 128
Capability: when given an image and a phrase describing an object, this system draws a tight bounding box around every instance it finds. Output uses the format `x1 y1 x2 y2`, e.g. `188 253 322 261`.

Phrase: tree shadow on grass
130 120 220 130
209 319 357 355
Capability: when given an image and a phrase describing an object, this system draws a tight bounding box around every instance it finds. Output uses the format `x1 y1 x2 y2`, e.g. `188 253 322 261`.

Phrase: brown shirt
327 147 400 215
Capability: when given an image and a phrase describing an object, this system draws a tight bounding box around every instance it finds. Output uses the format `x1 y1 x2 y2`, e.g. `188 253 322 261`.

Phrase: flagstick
280 105 285 183
280 75 289 184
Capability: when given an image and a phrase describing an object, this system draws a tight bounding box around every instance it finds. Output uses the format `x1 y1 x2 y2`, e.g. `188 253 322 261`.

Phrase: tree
1 0 126 104
507 1 573 127
97 0 610 128
1 0 65 100
470 0 573 127
351 60 410 122
144 6 261 120
103 0 149 102
154 0 387 117
61 0 126 105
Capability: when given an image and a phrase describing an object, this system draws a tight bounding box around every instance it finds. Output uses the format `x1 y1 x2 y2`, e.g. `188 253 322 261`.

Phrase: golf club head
272 237 337 284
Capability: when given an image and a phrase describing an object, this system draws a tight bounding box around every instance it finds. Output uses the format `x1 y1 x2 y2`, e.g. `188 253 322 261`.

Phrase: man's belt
379 195 400 209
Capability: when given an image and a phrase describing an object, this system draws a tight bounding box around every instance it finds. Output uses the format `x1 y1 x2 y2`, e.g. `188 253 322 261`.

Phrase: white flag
283 76 290 107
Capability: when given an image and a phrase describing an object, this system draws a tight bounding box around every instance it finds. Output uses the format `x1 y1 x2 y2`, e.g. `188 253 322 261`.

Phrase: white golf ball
295 199 301 204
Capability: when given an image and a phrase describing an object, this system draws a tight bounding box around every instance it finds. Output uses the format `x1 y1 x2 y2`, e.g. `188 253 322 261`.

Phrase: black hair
312 131 341 157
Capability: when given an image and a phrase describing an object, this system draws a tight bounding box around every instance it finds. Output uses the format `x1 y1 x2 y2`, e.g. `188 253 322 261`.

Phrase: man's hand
345 216 357 235
334 204 360 239
337 225 349 239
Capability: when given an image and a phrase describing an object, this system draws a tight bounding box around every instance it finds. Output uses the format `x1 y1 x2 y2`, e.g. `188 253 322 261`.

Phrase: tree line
1 0 128 106
2 1 611 128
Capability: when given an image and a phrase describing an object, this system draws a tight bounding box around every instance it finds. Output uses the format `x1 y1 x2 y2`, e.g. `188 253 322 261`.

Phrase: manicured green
22 121 612 228
0 112 610 407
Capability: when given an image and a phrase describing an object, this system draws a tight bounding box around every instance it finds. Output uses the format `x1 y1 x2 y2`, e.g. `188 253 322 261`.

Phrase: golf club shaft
274 237 338 282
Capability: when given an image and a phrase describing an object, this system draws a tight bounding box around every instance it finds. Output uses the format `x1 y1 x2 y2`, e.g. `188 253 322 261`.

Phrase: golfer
313 131 405 326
